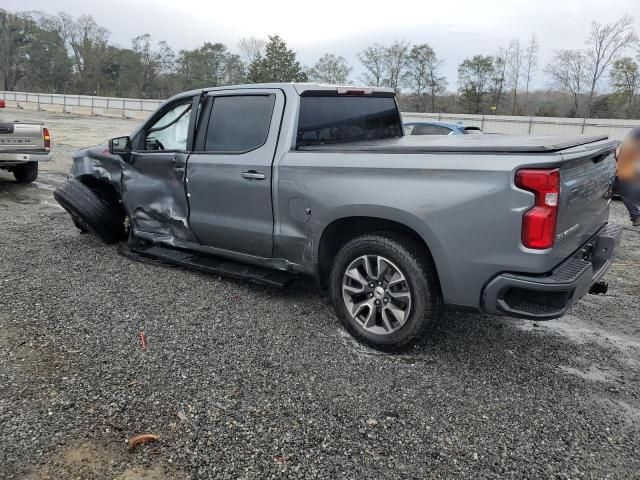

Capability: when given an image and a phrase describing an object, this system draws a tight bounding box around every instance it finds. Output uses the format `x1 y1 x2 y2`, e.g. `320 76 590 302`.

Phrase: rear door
121 96 199 243
186 89 284 258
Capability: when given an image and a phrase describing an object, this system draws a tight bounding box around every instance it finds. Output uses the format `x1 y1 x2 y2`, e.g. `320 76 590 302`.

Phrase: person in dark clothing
615 128 640 227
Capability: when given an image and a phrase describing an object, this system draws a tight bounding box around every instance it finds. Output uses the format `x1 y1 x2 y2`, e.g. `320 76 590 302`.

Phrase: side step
129 245 296 289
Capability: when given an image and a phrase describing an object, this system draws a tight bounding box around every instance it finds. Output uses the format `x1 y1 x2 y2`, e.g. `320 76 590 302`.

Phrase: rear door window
296 94 403 146
204 95 275 153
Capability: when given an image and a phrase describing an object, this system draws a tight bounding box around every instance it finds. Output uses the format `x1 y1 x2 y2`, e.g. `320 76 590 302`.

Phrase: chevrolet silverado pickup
0 100 52 183
53 83 623 351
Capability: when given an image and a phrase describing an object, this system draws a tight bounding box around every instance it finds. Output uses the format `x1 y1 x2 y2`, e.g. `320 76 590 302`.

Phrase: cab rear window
296 94 403 147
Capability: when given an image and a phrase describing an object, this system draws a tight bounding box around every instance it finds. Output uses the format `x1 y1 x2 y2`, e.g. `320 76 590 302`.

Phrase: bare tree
507 39 523 115
584 15 638 117
490 47 508 114
405 43 435 111
546 49 587 117
383 39 410 92
523 34 539 114
237 37 265 64
308 53 351 84
56 13 113 94
425 60 447 112
358 43 386 86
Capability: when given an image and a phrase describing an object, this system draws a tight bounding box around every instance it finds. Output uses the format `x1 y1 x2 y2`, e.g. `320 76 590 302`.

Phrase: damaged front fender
70 145 124 196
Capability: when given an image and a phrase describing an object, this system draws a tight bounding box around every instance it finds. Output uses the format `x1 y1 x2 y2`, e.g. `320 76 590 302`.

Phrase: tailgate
553 139 617 262
0 123 45 152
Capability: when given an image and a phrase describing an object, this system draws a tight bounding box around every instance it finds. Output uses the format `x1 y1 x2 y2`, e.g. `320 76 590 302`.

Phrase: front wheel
330 233 442 351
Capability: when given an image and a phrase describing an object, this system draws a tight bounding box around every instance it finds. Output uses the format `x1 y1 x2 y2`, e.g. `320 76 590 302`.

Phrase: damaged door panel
121 151 195 242
121 97 198 244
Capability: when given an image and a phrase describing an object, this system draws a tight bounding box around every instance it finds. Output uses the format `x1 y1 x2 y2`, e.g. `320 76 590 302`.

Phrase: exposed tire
330 233 442 352
53 179 124 244
13 162 38 183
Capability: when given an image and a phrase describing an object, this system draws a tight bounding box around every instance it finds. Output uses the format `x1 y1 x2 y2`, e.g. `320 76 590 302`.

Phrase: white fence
2 90 639 139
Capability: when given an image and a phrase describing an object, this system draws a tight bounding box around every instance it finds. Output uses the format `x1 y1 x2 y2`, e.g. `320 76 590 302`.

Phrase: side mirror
109 136 132 160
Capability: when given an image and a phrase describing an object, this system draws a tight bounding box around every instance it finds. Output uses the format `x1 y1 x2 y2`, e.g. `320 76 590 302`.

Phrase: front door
186 89 284 258
121 97 198 243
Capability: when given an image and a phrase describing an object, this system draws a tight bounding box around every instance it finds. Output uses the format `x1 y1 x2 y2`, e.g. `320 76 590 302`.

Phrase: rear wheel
53 179 124 244
13 162 38 183
330 233 442 351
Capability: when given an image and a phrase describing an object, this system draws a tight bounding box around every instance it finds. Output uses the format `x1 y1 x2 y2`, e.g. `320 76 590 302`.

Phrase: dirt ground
1 108 639 479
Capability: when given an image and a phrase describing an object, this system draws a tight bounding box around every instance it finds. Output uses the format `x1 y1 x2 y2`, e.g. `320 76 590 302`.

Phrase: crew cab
0 100 52 183
54 83 622 351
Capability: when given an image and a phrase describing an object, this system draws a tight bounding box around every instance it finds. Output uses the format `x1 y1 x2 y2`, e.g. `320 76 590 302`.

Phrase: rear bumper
482 223 623 320
0 152 52 165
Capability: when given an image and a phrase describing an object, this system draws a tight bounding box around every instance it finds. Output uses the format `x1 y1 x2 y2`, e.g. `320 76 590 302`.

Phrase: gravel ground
1 109 640 479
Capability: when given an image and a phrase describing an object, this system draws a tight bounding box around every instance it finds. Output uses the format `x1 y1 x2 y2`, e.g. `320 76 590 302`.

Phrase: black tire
53 179 124 244
13 162 38 183
330 233 442 352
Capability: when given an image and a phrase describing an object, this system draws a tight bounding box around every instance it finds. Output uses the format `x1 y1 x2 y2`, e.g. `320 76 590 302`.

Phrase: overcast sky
4 0 640 89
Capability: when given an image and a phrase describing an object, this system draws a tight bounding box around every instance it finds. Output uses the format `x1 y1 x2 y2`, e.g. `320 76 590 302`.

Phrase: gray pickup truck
0 100 52 183
54 83 622 350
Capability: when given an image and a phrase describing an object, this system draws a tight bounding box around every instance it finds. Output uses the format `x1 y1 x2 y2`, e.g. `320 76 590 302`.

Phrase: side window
204 95 274 153
412 124 452 136
145 102 191 151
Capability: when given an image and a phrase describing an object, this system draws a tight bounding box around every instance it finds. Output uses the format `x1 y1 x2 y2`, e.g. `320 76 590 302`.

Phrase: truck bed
296 134 610 154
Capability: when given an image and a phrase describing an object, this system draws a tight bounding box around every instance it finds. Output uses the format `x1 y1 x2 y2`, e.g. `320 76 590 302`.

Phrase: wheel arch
315 212 451 298
76 174 125 218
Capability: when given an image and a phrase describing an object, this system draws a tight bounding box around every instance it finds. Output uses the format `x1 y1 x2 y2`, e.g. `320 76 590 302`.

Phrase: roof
166 83 395 103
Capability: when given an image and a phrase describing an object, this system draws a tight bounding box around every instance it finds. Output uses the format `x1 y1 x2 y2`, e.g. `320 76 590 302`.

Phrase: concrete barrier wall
402 112 640 141
0 91 161 121
2 90 639 139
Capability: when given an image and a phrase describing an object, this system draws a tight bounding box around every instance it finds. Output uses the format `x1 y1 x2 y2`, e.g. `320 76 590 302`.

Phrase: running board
129 245 296 289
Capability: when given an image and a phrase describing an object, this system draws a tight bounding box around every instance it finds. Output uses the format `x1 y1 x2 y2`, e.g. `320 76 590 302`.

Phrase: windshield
297 95 403 147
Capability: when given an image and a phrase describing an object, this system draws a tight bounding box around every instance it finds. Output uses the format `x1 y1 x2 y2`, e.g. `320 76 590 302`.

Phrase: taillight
43 128 51 149
0 99 5 108
515 168 560 249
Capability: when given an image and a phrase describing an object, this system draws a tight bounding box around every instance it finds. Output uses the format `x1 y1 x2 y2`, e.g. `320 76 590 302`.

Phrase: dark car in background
404 120 483 136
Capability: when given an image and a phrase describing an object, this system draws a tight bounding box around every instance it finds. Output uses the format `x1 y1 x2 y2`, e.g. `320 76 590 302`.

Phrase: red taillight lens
515 168 560 249
0 99 5 108
43 128 51 149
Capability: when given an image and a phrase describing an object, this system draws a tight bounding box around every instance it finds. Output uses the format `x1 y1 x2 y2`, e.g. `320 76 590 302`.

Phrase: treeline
1 9 639 119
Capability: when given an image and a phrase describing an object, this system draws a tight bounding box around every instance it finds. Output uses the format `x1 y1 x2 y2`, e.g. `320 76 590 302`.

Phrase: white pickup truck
0 99 52 183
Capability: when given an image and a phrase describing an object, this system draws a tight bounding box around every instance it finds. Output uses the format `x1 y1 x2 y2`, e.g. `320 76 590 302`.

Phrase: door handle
241 170 266 180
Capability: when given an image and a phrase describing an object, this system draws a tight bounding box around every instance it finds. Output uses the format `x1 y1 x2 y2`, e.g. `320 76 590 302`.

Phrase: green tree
610 56 638 111
0 10 31 90
458 55 495 114
247 35 306 83
25 19 72 92
177 42 245 90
